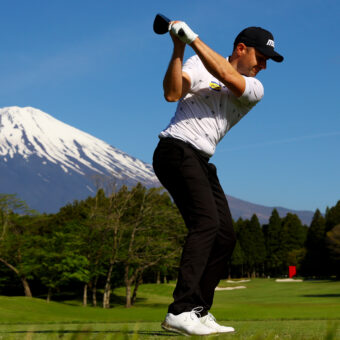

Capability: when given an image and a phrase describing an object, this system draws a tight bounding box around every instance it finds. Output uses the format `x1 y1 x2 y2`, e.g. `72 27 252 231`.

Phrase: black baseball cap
234 27 284 62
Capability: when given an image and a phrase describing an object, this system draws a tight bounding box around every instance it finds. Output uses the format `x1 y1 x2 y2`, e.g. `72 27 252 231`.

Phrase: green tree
238 215 266 278
302 209 327 277
0 194 36 297
152 198 186 286
60 192 123 307
279 213 307 274
98 185 136 309
325 224 340 279
230 240 245 277
32 219 90 302
121 185 185 307
263 209 283 277
325 201 340 232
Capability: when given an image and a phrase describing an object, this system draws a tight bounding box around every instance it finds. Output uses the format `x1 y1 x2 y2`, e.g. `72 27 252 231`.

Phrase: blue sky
0 0 339 213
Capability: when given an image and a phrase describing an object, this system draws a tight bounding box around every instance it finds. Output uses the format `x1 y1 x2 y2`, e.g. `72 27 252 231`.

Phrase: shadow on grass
37 290 151 308
61 294 148 307
303 279 340 283
134 303 169 308
0 329 177 337
302 294 340 298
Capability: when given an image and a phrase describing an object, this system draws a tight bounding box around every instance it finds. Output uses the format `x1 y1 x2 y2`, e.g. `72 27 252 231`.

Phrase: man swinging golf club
153 18 283 336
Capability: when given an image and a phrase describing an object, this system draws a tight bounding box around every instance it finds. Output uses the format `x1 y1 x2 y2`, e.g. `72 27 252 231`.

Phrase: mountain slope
227 195 314 225
0 106 159 212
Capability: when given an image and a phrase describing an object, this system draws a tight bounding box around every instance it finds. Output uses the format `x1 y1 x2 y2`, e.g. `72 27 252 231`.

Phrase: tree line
231 207 340 279
0 185 339 308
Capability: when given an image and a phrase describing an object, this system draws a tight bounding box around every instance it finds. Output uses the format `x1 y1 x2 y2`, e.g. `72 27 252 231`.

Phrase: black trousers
152 137 236 316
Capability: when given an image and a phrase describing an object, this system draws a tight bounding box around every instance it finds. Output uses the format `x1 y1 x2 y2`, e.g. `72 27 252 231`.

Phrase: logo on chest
209 81 221 92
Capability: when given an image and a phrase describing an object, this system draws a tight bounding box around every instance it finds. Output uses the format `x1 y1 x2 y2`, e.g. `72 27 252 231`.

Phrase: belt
159 137 210 162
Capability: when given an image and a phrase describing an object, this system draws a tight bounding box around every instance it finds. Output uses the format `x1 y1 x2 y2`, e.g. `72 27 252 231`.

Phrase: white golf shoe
199 313 235 333
161 307 217 336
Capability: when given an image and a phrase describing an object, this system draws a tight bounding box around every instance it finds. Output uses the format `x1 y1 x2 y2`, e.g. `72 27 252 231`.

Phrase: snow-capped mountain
0 106 159 212
0 106 314 224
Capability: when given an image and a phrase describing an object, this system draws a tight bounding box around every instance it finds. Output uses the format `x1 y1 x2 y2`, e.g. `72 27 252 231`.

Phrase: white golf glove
170 21 198 44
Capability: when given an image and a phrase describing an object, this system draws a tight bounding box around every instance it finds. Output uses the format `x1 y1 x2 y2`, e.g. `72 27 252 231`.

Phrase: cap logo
266 39 275 48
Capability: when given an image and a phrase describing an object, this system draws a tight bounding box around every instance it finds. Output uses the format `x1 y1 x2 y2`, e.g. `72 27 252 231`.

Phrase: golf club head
153 13 171 34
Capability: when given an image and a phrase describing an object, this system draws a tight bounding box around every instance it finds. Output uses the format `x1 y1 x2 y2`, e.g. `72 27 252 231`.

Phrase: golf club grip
178 28 185 37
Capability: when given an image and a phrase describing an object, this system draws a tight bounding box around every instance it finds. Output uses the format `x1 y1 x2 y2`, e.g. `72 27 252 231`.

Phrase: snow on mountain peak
0 106 158 184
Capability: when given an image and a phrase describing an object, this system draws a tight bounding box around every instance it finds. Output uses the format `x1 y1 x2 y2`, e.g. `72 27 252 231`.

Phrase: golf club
153 13 185 37
153 13 171 34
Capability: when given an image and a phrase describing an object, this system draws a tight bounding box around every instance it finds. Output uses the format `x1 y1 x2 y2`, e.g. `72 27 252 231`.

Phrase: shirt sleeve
182 55 204 91
238 76 264 107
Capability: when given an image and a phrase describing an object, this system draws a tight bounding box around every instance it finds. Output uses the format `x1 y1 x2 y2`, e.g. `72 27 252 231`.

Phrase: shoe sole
161 321 218 336
214 329 235 333
161 322 190 336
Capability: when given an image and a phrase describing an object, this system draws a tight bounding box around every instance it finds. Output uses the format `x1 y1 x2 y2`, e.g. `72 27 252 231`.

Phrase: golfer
153 21 283 336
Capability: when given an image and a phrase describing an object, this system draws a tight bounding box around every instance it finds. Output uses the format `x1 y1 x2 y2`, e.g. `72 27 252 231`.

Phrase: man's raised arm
170 21 246 97
163 32 191 102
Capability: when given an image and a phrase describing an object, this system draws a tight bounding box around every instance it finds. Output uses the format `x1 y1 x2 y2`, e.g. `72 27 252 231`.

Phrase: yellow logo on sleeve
209 81 221 92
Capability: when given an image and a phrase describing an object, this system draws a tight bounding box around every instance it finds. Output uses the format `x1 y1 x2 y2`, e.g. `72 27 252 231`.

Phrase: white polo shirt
159 55 264 157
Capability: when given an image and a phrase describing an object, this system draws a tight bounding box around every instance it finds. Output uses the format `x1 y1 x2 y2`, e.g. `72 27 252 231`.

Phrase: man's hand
170 21 198 44
170 30 186 48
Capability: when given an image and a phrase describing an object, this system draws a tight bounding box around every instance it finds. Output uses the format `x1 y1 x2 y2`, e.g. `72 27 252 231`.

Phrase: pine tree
302 209 327 277
279 213 307 274
231 240 245 278
238 215 266 278
325 201 340 232
264 209 283 277
325 224 340 279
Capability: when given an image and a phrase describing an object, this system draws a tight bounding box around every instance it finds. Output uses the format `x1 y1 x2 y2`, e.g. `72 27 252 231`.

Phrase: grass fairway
0 279 339 339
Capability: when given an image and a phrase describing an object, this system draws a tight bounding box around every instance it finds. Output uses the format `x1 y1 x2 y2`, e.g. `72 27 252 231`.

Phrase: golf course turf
0 279 339 339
